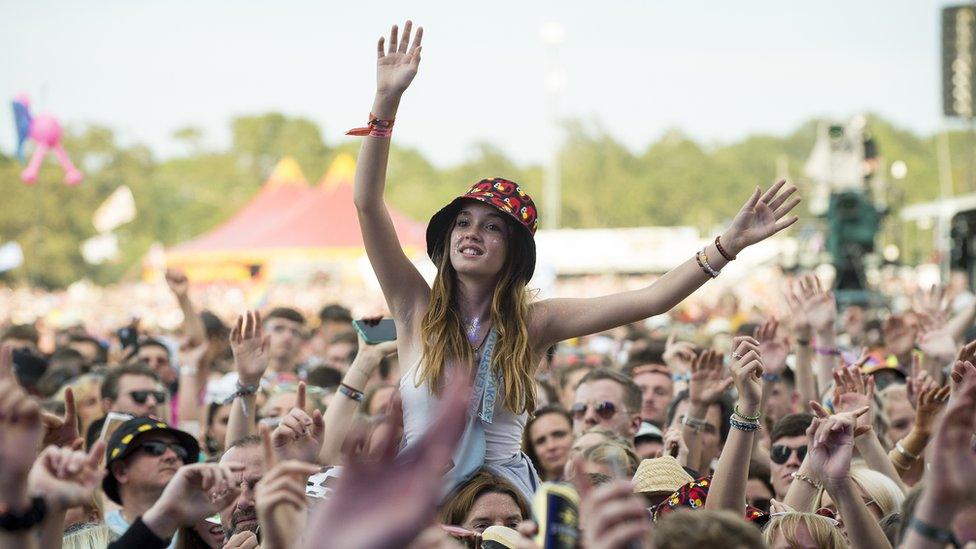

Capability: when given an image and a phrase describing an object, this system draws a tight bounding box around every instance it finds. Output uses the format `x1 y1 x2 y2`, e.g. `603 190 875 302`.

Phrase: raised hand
663 333 697 378
785 280 813 339
906 355 938 410
376 20 423 97
883 315 916 358
178 337 209 371
950 359 976 397
754 319 788 376
806 402 869 484
0 378 44 510
688 349 732 406
956 339 976 365
257 423 319 549
28 441 106 511
230 310 269 385
660 426 688 462
305 375 469 549
924 375 976 506
915 384 952 438
830 355 874 431
721 180 800 255
913 284 950 327
916 314 956 364
730 335 764 411
578 480 652 549
271 382 325 463
41 385 81 448
164 268 190 299
142 462 244 539
797 275 836 334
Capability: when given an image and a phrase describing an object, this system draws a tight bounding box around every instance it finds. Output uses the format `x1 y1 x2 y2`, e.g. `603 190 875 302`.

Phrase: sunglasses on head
129 390 167 405
770 444 807 465
770 510 840 528
570 401 620 421
137 440 189 462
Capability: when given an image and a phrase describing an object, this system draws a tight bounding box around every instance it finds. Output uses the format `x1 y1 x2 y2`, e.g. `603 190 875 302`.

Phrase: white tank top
399 359 527 462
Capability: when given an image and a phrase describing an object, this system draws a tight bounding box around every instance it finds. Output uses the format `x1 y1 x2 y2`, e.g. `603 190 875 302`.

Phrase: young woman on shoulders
350 20 800 501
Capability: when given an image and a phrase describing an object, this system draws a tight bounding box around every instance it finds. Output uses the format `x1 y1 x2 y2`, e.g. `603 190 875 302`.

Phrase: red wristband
347 113 395 138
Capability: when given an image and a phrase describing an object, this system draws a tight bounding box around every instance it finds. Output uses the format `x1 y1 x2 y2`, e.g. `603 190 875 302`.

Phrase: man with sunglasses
571 368 642 439
86 364 169 447
101 363 167 418
103 417 199 541
768 412 813 500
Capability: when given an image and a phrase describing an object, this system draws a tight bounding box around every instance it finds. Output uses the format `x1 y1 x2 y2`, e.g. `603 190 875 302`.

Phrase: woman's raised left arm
532 181 799 347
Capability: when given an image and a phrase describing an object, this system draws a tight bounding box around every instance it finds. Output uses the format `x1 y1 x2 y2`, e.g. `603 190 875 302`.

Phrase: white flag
93 186 136 233
81 233 119 264
0 242 24 272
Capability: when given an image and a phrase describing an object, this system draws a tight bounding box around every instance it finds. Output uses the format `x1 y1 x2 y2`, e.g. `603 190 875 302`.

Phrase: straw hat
632 456 694 495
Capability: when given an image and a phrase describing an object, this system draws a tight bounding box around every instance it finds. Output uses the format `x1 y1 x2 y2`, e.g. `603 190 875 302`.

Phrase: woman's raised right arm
354 21 430 324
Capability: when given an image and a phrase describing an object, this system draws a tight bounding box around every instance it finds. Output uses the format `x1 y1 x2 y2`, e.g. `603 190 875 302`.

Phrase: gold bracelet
792 472 822 490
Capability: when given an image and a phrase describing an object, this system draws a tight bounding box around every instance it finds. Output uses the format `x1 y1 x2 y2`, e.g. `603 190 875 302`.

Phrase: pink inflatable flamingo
12 93 83 185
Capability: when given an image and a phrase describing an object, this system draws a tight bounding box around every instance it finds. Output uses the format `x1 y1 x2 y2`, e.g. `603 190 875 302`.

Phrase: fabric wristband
346 114 395 138
338 383 365 402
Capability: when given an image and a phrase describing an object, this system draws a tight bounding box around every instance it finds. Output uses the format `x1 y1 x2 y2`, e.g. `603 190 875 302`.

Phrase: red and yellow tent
165 154 426 282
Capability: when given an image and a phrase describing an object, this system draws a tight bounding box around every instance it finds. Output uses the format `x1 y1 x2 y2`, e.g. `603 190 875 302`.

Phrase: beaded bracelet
729 416 760 432
338 383 365 402
714 235 736 261
696 249 720 278
733 404 761 422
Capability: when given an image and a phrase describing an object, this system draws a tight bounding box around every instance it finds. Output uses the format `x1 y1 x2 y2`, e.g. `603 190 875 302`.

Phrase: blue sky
0 0 951 167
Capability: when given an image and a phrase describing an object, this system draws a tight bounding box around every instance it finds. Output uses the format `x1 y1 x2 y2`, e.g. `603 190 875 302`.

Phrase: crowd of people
2 18 976 549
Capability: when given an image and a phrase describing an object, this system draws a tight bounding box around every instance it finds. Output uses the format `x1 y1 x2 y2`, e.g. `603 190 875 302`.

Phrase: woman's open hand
722 180 800 255
376 21 423 97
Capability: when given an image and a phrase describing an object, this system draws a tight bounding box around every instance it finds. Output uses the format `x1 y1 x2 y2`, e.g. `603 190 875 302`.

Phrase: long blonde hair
419 221 535 414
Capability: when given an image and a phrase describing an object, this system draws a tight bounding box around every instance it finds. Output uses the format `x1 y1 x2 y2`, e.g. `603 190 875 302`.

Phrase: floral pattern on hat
459 178 538 236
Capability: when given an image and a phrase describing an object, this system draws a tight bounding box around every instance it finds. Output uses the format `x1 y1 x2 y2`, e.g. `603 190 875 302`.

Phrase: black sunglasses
749 497 771 513
129 390 167 405
770 444 807 465
570 401 620 421
137 441 190 462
